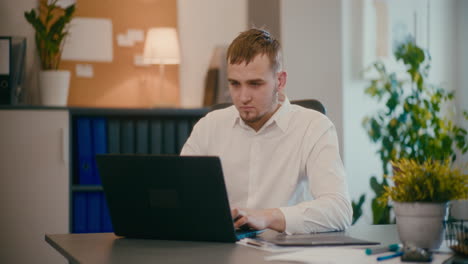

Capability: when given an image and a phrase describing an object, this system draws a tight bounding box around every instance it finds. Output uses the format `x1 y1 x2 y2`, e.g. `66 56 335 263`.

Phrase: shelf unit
69 107 208 233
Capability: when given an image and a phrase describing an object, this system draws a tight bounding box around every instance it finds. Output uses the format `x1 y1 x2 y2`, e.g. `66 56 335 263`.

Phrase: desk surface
46 225 399 264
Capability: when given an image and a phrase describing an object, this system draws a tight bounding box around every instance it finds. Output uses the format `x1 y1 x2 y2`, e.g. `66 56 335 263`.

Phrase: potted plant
358 39 468 225
24 0 75 106
379 158 468 249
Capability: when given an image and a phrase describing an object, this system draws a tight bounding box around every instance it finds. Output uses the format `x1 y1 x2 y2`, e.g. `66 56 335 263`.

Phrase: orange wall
59 0 179 108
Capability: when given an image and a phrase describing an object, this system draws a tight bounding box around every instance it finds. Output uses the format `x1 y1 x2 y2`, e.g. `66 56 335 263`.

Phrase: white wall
342 0 382 224
177 0 247 108
280 0 344 153
0 0 40 104
428 1 456 91
429 0 468 169
455 0 468 169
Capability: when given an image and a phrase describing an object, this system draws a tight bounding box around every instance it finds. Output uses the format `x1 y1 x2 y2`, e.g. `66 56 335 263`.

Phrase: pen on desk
365 244 400 255
246 239 264 247
376 251 404 261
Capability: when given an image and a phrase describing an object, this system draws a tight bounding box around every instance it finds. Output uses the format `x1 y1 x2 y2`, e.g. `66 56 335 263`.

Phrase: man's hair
226 28 282 73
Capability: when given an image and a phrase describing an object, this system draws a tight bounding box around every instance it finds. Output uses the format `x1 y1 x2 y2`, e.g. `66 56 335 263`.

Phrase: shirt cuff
279 206 305 235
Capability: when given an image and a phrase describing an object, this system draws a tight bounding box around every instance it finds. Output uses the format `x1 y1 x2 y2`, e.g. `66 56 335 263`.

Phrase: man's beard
240 87 279 124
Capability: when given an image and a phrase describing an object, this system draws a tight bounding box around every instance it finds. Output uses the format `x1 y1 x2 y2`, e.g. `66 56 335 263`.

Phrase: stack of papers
265 248 375 264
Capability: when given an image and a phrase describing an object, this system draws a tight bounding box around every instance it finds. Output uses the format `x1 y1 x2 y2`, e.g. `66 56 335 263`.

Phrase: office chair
209 102 233 112
209 99 326 115
290 99 326 115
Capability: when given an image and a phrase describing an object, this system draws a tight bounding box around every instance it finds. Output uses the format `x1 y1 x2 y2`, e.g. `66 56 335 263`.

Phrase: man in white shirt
181 28 352 234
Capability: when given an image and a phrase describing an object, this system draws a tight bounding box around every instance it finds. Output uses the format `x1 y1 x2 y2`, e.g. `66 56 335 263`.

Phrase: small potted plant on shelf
24 0 75 106
379 158 468 249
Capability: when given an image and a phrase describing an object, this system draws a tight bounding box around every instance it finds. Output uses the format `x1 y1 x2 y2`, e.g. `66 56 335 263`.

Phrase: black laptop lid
96 154 238 242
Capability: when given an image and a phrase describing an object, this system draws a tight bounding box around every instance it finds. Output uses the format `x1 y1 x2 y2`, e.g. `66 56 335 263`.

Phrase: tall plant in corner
24 0 75 105
362 39 468 224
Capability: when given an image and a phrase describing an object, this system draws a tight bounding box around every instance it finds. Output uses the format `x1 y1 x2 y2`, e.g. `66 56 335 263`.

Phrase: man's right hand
231 207 286 232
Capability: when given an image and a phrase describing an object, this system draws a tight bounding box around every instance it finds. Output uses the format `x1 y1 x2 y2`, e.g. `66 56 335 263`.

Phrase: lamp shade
143 27 180 65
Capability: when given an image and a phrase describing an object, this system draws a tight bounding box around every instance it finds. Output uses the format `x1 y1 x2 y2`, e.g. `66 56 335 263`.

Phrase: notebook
96 154 261 242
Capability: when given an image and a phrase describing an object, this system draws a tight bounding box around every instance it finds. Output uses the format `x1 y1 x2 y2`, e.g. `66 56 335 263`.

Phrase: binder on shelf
163 120 176 154
87 192 102 233
101 192 113 232
107 119 120 153
136 119 149 154
76 118 93 184
92 118 107 184
72 192 87 233
0 36 26 105
121 119 135 154
150 120 162 154
177 120 190 153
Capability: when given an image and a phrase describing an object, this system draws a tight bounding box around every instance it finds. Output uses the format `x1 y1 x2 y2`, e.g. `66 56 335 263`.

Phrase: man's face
227 54 285 131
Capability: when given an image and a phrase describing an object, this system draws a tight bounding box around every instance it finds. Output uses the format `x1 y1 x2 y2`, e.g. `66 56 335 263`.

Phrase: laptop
96 154 261 242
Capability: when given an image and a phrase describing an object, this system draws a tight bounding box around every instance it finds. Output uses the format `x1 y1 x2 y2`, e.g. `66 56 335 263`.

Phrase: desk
45 225 400 264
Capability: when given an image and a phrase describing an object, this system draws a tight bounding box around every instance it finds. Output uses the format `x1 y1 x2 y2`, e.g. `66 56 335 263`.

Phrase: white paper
236 238 304 253
48 0 75 8
117 34 134 47
265 248 375 264
133 54 149 66
62 17 113 62
265 248 453 264
75 64 94 78
127 29 145 43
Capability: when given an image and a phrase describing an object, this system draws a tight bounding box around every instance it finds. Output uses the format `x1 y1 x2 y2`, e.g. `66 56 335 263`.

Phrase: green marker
365 244 400 255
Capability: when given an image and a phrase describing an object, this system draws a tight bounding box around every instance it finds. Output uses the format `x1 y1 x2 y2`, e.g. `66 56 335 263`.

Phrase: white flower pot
39 70 71 106
394 202 447 249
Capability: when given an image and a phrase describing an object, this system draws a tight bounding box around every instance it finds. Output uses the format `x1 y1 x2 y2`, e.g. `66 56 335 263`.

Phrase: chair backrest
209 102 233 112
209 99 326 115
291 99 326 114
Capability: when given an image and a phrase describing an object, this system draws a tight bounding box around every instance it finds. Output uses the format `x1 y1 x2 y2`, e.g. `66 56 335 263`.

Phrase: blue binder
76 118 93 184
72 192 87 233
101 192 113 232
91 118 107 184
87 192 101 233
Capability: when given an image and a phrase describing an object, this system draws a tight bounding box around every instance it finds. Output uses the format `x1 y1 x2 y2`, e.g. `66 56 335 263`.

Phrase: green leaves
369 176 393 224
24 0 75 70
351 194 366 225
362 38 468 224
363 39 468 172
395 40 426 81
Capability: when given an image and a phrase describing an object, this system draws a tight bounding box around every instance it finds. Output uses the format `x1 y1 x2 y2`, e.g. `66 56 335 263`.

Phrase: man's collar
272 98 291 133
232 97 291 133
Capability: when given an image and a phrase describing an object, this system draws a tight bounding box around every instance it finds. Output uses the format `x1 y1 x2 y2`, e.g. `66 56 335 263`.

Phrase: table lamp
143 27 180 106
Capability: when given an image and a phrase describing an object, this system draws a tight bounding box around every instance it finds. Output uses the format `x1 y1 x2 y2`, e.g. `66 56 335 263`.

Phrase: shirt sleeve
279 120 352 234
